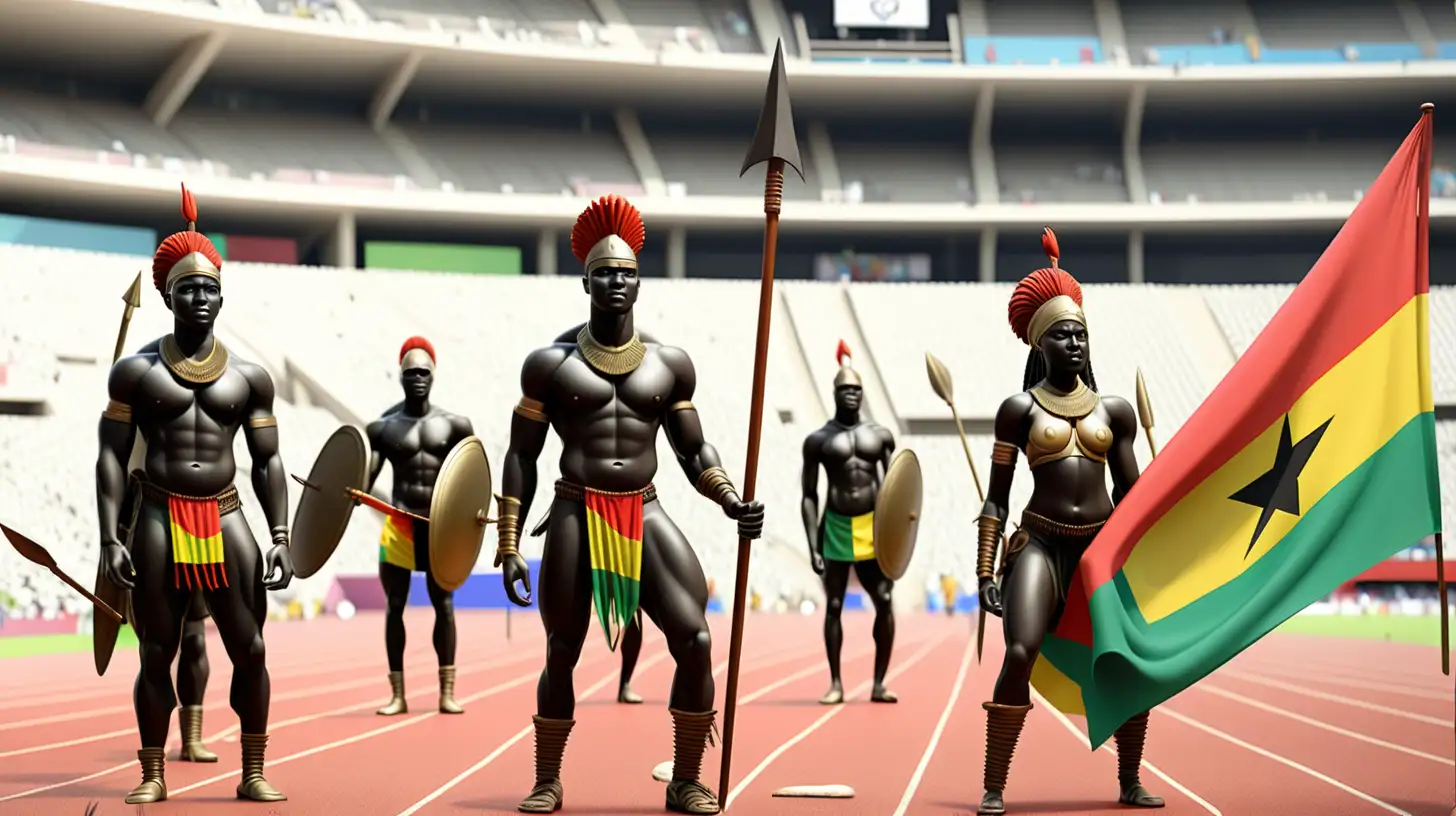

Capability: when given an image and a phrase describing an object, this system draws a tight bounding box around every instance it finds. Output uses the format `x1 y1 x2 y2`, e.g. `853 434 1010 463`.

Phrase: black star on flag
1228 414 1334 559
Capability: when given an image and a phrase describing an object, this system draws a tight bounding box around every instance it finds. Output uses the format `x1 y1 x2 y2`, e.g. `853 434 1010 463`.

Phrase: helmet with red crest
151 183 223 299
570 194 646 274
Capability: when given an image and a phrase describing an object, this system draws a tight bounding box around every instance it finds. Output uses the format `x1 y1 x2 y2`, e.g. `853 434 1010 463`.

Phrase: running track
0 610 1450 815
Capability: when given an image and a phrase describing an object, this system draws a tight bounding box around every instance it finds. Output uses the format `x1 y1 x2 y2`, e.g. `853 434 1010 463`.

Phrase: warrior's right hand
102 543 136 591
501 552 533 608
810 551 826 576
978 578 1003 618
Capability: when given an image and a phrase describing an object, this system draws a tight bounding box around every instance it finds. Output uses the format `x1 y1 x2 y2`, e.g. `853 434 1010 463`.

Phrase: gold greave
982 701 1033 793
236 733 285 802
178 704 218 762
377 670 407 715
1114 711 1150 788
439 665 463 714
518 716 574 813
124 747 167 804
669 708 717 782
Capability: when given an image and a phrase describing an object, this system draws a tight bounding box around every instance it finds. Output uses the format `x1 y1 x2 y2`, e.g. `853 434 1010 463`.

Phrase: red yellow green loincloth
167 494 229 591
584 487 644 652
821 509 875 562
379 513 416 570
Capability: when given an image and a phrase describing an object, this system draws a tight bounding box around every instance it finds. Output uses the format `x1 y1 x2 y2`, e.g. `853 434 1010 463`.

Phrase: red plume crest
1041 226 1059 268
151 183 222 294
181 183 198 231
836 339 851 365
399 336 436 363
570 195 646 265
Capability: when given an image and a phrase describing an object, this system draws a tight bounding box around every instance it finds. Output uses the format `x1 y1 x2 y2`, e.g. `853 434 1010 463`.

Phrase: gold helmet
834 340 862 388
571 194 646 274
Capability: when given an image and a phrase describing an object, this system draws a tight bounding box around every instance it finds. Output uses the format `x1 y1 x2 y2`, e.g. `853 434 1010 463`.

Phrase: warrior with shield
496 194 764 814
974 229 1162 813
800 341 900 705
364 337 475 716
95 185 292 804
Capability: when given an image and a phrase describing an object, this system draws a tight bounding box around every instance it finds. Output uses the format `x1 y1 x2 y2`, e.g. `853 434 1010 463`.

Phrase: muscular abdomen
555 412 663 491
1022 459 1115 525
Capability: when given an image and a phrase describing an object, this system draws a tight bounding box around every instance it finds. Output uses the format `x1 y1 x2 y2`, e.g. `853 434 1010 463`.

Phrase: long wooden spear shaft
718 40 803 808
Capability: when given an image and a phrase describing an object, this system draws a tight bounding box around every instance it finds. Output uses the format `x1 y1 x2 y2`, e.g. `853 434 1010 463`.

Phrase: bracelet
495 495 521 566
102 400 133 424
695 466 740 507
976 514 1003 580
991 441 1019 467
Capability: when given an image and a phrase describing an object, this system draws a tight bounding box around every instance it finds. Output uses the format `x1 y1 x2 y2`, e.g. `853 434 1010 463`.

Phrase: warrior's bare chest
139 365 250 427
821 425 882 467
379 415 455 461
553 355 674 420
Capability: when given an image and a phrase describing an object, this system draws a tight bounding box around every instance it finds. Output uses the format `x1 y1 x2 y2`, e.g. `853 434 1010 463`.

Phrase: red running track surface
0 610 1449 814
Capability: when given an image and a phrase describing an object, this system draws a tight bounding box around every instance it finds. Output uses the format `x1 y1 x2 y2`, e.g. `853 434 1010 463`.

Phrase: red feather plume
836 339 851 365
181 183 198 230
399 336 436 363
1040 226 1060 267
570 195 646 265
151 183 221 294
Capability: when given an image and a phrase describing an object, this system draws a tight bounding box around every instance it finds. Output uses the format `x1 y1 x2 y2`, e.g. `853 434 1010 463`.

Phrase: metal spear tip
740 38 804 181
0 522 56 569
925 351 955 404
1135 367 1154 429
123 272 143 308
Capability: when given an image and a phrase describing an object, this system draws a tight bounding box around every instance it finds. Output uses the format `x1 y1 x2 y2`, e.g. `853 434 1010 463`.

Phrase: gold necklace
576 326 646 376
161 334 229 384
1030 378 1099 419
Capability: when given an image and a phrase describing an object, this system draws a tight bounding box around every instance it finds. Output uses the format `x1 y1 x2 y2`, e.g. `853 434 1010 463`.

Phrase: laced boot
376 670 407 716
439 666 464 714
518 715 574 813
665 708 720 814
1114 711 1165 808
124 747 167 804
236 733 286 801
177 704 218 762
978 701 1032 815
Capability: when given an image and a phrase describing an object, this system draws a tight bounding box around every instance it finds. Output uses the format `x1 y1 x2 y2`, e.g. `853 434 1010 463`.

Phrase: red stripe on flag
584 491 645 540
1073 113 1433 594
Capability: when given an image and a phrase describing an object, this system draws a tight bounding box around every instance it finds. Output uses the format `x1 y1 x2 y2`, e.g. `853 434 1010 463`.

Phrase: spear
1135 367 1158 459
717 39 803 808
113 273 143 365
926 351 1004 664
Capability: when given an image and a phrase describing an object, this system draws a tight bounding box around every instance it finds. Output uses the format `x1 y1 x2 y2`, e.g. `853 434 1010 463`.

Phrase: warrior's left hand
724 499 765 540
263 543 295 591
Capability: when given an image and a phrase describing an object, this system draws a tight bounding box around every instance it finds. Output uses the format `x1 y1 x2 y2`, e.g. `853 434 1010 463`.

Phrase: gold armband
668 400 695 413
494 495 521 566
991 440 1018 467
695 466 740 507
102 400 132 424
248 415 277 429
514 397 548 424
976 514 1003 580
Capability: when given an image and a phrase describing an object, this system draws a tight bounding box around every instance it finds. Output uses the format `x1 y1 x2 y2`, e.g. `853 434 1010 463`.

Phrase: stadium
0 0 1451 813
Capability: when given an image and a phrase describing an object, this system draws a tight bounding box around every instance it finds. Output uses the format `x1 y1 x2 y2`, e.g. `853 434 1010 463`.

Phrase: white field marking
168 647 613 798
1217 670 1452 727
0 647 540 758
1224 664 1452 702
889 633 975 816
393 650 674 816
723 631 951 811
1030 689 1222 815
1197 683 1454 766
1156 706 1413 816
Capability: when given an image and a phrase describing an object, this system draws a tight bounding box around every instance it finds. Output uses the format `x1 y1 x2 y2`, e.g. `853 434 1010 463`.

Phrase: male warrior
497 194 764 814
96 185 292 804
366 336 474 716
800 342 898 705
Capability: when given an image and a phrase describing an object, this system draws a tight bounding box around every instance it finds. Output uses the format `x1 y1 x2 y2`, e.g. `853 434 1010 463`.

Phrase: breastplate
1024 385 1113 468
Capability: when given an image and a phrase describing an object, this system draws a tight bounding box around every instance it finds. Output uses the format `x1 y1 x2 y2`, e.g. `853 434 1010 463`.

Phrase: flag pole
1416 103 1448 676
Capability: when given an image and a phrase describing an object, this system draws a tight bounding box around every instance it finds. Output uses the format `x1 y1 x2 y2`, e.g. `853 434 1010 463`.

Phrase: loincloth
820 509 875 563
1000 510 1105 605
379 513 430 573
555 479 656 652
136 476 240 592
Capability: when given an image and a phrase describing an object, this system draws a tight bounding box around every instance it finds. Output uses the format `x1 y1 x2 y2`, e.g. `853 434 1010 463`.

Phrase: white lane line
1217 670 1452 727
889 633 975 816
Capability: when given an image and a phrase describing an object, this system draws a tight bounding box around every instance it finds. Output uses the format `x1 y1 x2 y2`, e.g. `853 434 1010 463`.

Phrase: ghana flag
1034 107 1443 750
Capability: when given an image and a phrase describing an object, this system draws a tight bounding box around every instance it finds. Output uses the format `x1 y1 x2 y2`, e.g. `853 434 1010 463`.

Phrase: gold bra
1023 381 1113 468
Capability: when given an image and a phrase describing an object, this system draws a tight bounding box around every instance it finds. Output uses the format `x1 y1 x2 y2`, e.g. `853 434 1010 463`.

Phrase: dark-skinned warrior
975 229 1163 814
366 336 474 716
800 341 898 705
497 194 764 814
96 185 293 804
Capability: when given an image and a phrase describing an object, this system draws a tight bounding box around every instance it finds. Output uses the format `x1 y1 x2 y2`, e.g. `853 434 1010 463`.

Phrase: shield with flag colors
1032 107 1443 749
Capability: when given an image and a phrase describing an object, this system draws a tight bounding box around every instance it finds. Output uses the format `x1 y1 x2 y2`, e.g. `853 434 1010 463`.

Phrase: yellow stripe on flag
585 506 643 582
1123 295 1430 622
1031 654 1086 716
851 511 875 561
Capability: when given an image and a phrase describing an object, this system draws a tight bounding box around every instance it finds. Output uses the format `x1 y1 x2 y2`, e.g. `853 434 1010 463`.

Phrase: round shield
875 448 923 582
429 436 494 592
291 425 370 580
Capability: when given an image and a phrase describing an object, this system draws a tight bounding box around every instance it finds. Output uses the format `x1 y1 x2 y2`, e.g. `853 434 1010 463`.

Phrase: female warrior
974 229 1163 814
